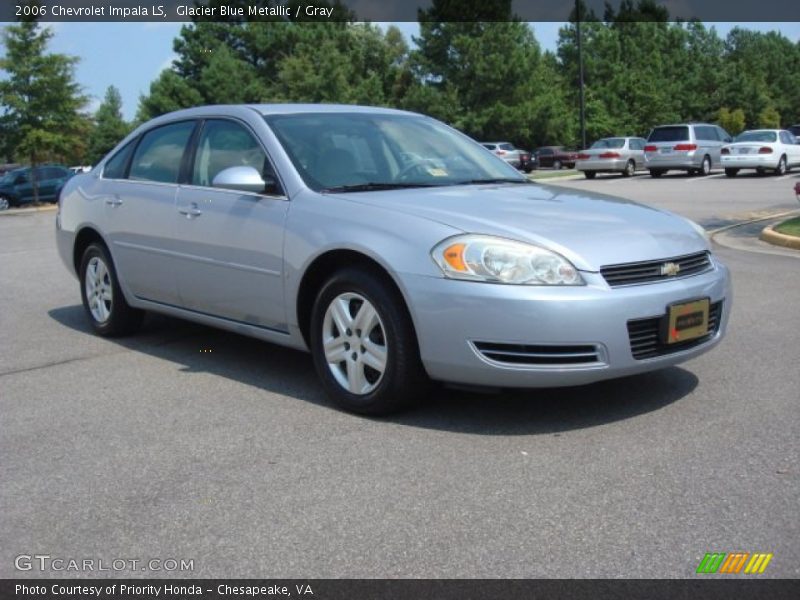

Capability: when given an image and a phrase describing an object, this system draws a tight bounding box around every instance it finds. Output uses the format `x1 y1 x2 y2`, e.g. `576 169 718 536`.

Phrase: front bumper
400 259 731 388
576 158 627 172
721 155 779 169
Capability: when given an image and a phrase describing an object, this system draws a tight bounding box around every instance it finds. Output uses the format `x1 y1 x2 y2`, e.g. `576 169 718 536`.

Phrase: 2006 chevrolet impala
56 105 731 414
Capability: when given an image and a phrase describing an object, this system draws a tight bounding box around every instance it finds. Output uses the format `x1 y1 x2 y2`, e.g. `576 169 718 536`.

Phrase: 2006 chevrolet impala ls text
55 104 731 414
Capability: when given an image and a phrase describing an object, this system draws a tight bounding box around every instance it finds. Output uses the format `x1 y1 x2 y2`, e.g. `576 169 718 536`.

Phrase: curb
0 204 58 216
760 224 800 250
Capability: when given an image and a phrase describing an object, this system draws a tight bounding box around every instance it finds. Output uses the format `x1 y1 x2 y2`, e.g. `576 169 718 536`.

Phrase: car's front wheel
0 196 9 211
622 160 635 177
724 168 739 177
79 243 143 336
583 171 596 179
649 169 665 178
310 268 429 415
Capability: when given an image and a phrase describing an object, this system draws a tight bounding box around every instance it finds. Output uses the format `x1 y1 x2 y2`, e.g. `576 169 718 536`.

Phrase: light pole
576 0 586 149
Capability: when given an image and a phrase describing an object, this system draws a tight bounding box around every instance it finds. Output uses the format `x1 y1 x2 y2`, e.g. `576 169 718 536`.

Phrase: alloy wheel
0 197 9 211
84 256 113 323
776 156 787 175
322 292 388 395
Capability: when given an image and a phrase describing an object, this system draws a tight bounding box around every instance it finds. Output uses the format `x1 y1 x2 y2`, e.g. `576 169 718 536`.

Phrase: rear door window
648 127 690 143
499 143 515 151
695 126 718 141
129 121 195 184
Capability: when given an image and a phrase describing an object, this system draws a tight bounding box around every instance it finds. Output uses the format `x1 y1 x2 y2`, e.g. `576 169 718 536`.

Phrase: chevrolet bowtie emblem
661 262 681 276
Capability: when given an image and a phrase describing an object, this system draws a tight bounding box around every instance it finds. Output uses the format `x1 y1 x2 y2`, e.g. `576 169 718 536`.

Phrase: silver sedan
56 104 731 415
576 137 647 178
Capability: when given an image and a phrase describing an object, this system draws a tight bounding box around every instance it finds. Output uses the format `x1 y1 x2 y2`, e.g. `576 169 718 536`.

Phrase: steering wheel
396 159 433 182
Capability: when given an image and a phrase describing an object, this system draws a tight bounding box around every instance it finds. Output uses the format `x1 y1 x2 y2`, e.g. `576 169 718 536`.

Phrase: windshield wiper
322 182 441 193
457 178 532 185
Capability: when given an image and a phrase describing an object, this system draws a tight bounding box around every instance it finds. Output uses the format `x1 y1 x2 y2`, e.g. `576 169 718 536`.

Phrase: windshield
264 112 526 192
735 131 777 143
648 126 689 143
590 138 626 149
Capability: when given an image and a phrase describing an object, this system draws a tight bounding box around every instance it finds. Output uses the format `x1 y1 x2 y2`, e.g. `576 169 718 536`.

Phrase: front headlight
431 234 584 285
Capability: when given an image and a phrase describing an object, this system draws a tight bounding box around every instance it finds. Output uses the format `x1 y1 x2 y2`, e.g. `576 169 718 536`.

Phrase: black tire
553 160 562 170
622 160 635 177
309 267 430 415
775 155 787 176
724 168 739 178
756 167 766 176
0 196 9 211
649 169 665 178
583 171 596 179
523 167 533 174
699 155 711 176
79 242 144 337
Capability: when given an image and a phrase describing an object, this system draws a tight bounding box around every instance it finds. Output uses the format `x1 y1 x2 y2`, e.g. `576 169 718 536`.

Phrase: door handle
178 203 202 218
105 197 123 207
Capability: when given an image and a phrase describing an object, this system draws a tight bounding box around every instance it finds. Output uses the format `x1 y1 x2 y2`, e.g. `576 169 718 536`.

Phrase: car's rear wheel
622 160 635 177
649 169 665 178
699 155 711 176
724 168 739 177
584 171 596 179
775 155 787 175
756 167 766 176
0 196 9 211
310 268 429 415
553 160 562 170
79 243 143 336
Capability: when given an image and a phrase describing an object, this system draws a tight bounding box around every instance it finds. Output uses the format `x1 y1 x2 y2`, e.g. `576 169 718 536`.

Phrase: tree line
2 0 799 169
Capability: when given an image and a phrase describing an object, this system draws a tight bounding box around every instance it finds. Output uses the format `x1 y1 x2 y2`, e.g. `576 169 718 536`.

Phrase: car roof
652 123 717 128
153 103 419 121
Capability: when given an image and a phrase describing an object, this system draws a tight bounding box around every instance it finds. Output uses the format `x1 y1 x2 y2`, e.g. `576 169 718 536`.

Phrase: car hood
336 183 707 272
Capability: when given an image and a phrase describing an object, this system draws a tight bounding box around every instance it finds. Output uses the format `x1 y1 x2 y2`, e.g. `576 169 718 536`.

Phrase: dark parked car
535 146 578 169
0 165 73 210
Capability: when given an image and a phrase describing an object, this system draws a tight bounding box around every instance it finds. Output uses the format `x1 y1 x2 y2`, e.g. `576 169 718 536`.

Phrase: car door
37 167 59 200
538 148 553 167
102 120 197 306
780 131 800 166
10 171 32 204
173 118 289 331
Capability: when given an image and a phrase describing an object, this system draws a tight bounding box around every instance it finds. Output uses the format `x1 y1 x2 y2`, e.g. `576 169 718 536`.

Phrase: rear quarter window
103 140 136 179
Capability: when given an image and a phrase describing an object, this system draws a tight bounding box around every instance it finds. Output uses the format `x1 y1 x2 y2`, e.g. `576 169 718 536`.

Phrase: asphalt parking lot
1 174 799 578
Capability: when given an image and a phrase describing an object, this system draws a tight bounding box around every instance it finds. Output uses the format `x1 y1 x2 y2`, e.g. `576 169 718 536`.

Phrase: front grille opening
473 342 600 366
601 252 712 287
627 301 723 360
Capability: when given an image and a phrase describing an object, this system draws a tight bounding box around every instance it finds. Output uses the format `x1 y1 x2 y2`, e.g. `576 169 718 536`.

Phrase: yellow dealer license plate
666 298 710 344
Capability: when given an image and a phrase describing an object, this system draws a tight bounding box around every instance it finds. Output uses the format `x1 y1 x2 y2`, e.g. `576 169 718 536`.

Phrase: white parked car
720 129 800 176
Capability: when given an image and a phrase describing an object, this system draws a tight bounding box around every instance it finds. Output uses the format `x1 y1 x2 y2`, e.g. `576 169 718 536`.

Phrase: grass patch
774 217 800 237
528 169 580 180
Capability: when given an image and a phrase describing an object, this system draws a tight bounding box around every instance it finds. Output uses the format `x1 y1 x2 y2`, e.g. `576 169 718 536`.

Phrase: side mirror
212 166 267 194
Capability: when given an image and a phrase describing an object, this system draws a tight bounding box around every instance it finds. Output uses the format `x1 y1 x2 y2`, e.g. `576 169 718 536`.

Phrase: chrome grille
601 252 711 287
473 342 600 366
627 301 723 360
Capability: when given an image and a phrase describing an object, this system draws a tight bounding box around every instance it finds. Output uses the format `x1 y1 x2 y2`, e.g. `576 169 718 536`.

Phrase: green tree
0 22 88 198
758 106 781 128
410 1 557 148
86 86 130 165
717 107 746 135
